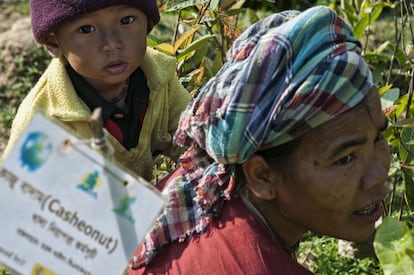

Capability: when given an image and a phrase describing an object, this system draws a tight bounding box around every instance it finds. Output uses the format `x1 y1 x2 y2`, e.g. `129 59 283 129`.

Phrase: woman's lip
352 202 382 223
104 62 128 75
357 197 383 211
355 190 389 214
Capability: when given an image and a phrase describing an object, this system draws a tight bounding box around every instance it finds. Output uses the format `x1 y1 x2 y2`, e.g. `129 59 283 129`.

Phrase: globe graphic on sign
20 131 53 172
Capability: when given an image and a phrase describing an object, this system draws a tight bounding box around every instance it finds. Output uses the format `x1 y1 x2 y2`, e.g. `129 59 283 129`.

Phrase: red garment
105 119 123 143
128 195 313 274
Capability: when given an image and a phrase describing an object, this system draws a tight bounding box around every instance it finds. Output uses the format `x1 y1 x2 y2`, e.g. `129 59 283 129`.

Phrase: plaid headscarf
130 5 373 268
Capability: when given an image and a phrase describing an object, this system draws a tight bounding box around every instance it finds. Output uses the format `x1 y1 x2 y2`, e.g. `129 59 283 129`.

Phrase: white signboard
0 112 165 275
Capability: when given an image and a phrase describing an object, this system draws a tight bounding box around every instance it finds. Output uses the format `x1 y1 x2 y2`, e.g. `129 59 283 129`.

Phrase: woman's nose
361 143 390 190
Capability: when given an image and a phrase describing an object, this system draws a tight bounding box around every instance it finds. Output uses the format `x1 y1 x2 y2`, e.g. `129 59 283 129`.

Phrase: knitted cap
30 0 160 43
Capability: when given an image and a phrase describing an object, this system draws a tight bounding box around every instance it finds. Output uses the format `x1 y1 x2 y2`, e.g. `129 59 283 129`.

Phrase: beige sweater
2 47 191 181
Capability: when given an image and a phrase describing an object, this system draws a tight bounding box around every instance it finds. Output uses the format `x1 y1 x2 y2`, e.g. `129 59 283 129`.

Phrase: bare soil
0 2 35 153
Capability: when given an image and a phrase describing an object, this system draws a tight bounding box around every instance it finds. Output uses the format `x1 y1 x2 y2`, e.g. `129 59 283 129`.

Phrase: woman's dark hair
256 137 302 163
235 135 304 185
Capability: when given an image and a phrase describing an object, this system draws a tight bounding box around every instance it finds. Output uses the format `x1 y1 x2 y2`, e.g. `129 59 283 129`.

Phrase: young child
2 0 191 181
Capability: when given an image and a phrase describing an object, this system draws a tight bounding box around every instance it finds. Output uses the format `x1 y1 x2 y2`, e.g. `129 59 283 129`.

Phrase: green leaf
155 43 175 55
342 1 358 26
380 87 399 111
209 0 220 10
399 128 414 163
378 85 393 96
166 0 209 11
180 42 209 74
353 4 383 39
395 47 410 68
177 34 216 61
393 118 414 128
245 8 260 25
225 8 247 17
403 169 414 211
173 26 201 52
353 15 370 39
374 217 414 275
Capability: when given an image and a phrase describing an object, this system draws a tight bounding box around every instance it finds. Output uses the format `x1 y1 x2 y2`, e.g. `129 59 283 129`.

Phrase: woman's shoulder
129 197 313 275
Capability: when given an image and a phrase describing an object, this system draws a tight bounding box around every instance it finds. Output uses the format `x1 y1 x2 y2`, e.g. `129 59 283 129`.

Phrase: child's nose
102 29 122 53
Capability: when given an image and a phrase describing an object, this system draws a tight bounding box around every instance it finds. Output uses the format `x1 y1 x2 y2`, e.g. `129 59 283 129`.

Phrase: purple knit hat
30 0 160 43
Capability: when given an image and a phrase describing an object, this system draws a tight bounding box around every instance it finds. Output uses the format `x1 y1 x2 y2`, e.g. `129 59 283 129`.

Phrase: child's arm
164 76 191 161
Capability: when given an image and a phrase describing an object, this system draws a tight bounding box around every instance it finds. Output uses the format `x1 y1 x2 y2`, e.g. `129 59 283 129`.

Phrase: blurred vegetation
1 0 414 274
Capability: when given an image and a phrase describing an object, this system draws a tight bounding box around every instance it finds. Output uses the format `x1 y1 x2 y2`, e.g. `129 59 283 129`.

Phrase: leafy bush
298 233 382 275
0 43 50 151
374 216 414 274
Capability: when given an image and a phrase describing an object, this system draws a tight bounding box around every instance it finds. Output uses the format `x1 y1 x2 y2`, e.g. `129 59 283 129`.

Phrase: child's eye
78 25 95 34
334 154 355 166
120 16 135 25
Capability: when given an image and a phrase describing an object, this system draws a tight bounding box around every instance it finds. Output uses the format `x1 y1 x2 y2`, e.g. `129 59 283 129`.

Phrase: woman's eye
334 154 355 166
120 16 135 25
78 25 95 34
375 118 389 143
375 132 385 143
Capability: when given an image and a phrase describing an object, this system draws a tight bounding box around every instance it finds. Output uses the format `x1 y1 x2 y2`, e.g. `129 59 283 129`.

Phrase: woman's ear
242 155 279 200
42 33 62 58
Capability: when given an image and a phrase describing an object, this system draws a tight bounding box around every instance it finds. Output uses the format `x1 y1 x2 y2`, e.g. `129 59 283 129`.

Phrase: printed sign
0 112 165 275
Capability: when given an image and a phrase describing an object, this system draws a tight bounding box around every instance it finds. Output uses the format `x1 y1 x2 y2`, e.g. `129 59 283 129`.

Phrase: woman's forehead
298 89 384 151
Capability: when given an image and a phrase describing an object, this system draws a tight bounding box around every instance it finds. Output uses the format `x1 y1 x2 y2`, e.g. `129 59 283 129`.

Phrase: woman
128 6 390 274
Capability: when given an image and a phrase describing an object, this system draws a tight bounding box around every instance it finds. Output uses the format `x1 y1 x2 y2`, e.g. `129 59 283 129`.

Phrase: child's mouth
105 62 127 75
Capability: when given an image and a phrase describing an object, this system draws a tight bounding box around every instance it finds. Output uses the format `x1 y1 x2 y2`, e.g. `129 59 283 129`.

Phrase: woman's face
273 88 390 242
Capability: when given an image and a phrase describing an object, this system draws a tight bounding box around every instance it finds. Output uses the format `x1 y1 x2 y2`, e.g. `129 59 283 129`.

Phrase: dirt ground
0 2 33 86
0 2 34 153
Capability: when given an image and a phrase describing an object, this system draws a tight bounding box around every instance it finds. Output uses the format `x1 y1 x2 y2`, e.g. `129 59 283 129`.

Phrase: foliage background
1 0 414 274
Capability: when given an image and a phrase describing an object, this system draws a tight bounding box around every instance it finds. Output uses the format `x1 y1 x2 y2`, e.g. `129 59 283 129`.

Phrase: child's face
46 5 148 91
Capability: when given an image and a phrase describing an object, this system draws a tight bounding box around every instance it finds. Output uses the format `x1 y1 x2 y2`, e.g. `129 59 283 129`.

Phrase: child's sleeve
164 75 191 161
1 95 38 162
